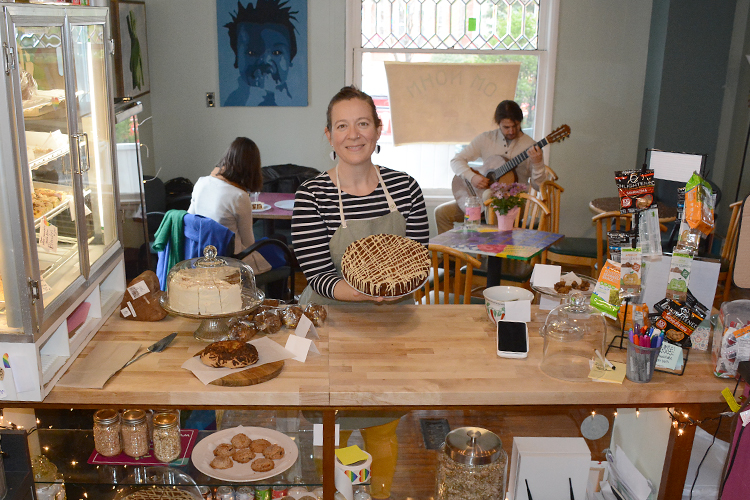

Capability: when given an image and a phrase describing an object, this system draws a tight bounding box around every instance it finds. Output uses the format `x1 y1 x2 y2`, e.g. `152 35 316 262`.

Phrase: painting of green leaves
115 0 150 98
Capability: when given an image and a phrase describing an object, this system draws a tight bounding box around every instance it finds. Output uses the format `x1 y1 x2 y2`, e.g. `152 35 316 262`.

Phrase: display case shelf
28 144 69 170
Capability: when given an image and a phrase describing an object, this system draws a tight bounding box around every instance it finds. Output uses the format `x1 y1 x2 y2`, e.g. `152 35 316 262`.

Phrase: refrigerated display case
0 4 125 401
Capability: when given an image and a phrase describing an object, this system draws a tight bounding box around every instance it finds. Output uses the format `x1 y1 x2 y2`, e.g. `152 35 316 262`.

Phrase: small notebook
588 361 626 384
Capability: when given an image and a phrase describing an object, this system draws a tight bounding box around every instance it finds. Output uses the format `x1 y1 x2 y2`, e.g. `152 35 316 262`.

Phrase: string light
636 409 640 418
591 411 596 416
667 408 735 437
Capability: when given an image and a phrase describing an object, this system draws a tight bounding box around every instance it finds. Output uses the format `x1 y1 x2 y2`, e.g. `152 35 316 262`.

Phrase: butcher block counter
38 304 733 500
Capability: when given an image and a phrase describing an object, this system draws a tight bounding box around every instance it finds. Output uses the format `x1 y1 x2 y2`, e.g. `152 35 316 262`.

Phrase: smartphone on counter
497 321 529 358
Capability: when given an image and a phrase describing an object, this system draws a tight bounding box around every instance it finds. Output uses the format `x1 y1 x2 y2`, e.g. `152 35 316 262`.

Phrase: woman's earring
375 144 381 154
329 149 337 161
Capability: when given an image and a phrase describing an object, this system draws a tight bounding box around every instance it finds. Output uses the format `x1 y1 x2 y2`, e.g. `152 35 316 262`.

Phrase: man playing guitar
435 100 546 234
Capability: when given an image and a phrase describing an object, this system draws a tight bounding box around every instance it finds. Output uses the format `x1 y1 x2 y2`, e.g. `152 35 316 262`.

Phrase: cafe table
430 225 564 287
253 192 295 235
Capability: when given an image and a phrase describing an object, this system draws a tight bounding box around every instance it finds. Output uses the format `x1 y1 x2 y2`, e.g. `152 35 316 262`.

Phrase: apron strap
336 165 399 229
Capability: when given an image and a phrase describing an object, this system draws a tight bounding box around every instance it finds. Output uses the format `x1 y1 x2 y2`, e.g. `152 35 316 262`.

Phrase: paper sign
336 445 370 466
127 280 150 300
284 334 320 362
127 301 136 318
295 314 319 339
39 220 58 253
8 352 36 394
501 300 531 322
40 279 52 295
740 409 750 427
655 343 682 370
120 307 131 318
313 423 340 446
531 264 562 288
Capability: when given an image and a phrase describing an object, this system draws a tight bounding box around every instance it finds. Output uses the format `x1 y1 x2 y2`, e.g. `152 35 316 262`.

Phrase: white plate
530 275 597 298
252 203 272 212
191 425 299 482
274 200 295 210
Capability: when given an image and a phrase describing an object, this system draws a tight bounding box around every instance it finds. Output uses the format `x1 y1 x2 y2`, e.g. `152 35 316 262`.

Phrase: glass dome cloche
539 292 608 382
161 245 264 341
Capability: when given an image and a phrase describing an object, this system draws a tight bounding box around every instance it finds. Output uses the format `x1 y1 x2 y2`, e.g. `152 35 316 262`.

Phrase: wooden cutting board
209 360 284 387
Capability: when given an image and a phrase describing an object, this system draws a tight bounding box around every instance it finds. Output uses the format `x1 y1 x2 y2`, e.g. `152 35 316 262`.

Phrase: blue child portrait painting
217 0 308 107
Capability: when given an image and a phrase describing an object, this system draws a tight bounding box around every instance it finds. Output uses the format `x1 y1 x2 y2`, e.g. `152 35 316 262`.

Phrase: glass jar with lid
93 409 122 457
435 426 507 500
464 196 482 228
539 291 607 382
121 409 149 458
162 245 264 341
152 410 181 463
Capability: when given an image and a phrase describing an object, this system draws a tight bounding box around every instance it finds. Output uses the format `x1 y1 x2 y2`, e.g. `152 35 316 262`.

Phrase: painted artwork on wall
112 0 150 98
217 0 308 107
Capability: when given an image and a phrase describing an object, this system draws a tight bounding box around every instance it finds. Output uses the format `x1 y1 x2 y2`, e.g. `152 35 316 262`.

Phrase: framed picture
111 0 150 98
216 0 308 107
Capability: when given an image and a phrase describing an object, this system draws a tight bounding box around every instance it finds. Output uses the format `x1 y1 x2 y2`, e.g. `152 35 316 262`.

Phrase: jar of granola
435 427 507 500
121 409 149 458
93 409 121 456
152 410 181 462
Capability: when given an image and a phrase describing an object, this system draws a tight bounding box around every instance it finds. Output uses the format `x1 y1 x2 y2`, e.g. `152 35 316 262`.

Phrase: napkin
181 337 296 385
57 342 141 389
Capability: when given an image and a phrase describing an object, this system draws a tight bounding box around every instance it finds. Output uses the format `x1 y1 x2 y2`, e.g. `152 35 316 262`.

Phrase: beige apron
299 165 408 305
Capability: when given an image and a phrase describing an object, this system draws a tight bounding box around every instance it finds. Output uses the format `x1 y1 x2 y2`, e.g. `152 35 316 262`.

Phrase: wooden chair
594 211 634 272
716 201 743 303
528 165 559 199
417 244 482 304
540 181 564 233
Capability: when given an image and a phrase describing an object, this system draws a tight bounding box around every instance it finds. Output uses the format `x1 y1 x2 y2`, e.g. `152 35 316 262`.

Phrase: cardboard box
508 437 591 500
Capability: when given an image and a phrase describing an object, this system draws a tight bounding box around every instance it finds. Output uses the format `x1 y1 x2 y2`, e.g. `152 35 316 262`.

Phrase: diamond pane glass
362 0 540 50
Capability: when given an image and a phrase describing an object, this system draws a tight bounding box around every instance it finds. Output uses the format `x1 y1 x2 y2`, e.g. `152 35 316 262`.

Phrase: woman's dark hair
325 85 382 131
217 137 263 192
493 100 524 126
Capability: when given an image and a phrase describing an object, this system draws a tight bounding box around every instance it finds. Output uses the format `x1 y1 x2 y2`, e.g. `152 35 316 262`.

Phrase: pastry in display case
0 3 125 401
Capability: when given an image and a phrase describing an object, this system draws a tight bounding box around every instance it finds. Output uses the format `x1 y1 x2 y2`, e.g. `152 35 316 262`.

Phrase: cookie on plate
232 447 255 464
250 438 271 453
231 432 252 449
210 456 233 469
263 443 285 460
213 443 234 457
251 457 275 472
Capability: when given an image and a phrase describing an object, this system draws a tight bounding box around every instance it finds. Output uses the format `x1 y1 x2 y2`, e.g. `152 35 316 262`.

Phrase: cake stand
160 290 264 342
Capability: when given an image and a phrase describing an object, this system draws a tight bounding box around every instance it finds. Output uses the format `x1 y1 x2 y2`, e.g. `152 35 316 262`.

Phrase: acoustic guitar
451 124 571 210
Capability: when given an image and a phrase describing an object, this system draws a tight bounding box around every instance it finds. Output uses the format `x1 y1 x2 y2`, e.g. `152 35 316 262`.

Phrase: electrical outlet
206 92 215 107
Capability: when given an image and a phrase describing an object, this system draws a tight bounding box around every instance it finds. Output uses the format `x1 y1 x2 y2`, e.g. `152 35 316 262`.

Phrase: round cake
199 340 259 368
341 234 430 297
168 266 242 315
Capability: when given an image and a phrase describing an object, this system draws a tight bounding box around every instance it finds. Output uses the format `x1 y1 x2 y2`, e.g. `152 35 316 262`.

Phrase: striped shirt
292 166 429 299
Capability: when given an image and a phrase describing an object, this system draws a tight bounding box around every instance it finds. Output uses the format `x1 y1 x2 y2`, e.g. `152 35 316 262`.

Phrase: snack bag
615 170 655 213
684 173 715 237
712 301 750 377
607 230 634 264
638 207 662 260
620 247 642 297
652 294 707 349
591 260 621 320
618 302 649 333
675 220 702 252
665 251 693 301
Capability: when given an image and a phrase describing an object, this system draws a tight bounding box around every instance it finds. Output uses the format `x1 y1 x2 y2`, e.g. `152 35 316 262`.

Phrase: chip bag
615 170 655 213
591 260 621 320
684 173 715 237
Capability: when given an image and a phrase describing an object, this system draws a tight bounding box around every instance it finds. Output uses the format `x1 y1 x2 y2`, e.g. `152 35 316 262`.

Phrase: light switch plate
206 92 215 107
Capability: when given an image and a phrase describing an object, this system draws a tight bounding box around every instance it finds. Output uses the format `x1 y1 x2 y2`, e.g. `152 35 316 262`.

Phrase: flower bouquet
486 182 527 230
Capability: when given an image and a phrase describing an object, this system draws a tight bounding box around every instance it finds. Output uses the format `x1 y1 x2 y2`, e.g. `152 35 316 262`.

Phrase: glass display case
0 4 124 400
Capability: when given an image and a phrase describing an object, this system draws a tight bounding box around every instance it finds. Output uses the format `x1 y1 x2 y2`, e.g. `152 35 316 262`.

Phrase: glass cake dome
162 245 264 341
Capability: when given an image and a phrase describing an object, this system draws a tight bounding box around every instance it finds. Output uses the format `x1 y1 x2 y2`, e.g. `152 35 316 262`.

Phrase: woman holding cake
188 137 271 275
292 85 429 304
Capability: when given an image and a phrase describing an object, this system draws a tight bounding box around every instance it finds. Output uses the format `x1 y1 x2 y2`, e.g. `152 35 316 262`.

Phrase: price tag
40 279 52 296
127 280 150 300
38 219 58 253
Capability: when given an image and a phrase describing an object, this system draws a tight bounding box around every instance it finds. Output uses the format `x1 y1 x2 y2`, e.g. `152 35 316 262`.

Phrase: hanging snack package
620 247 642 298
638 207 662 260
665 251 693 301
684 173 715 237
607 230 634 264
617 302 649 332
652 293 708 349
591 260 621 320
615 169 655 214
675 220 702 252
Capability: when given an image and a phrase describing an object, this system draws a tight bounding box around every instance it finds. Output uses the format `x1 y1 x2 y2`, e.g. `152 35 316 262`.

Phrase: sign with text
384 62 520 145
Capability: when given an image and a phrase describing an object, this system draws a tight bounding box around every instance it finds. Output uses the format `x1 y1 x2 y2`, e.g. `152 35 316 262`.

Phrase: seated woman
188 137 270 275
292 85 429 304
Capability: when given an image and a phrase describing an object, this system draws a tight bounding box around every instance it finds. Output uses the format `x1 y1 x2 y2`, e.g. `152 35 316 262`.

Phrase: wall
143 0 654 238
551 0 653 237
145 0 346 182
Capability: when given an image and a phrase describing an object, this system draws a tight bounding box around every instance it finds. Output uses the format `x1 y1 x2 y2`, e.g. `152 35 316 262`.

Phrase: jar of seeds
121 409 149 458
152 410 181 462
435 427 507 500
93 409 121 456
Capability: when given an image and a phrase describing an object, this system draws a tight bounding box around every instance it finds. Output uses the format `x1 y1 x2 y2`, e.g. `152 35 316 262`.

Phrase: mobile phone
497 321 529 358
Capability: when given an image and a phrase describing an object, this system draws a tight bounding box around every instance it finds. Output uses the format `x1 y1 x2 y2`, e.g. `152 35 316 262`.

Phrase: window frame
345 0 560 197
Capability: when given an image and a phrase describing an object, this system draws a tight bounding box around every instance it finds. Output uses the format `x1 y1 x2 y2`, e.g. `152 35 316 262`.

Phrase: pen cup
626 340 660 383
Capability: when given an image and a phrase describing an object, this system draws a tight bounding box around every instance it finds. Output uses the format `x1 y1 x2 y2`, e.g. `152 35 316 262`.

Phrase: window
348 0 559 195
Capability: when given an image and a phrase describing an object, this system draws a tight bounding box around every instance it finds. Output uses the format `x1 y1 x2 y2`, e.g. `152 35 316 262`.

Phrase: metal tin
271 480 288 498
443 427 503 466
255 485 271 500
